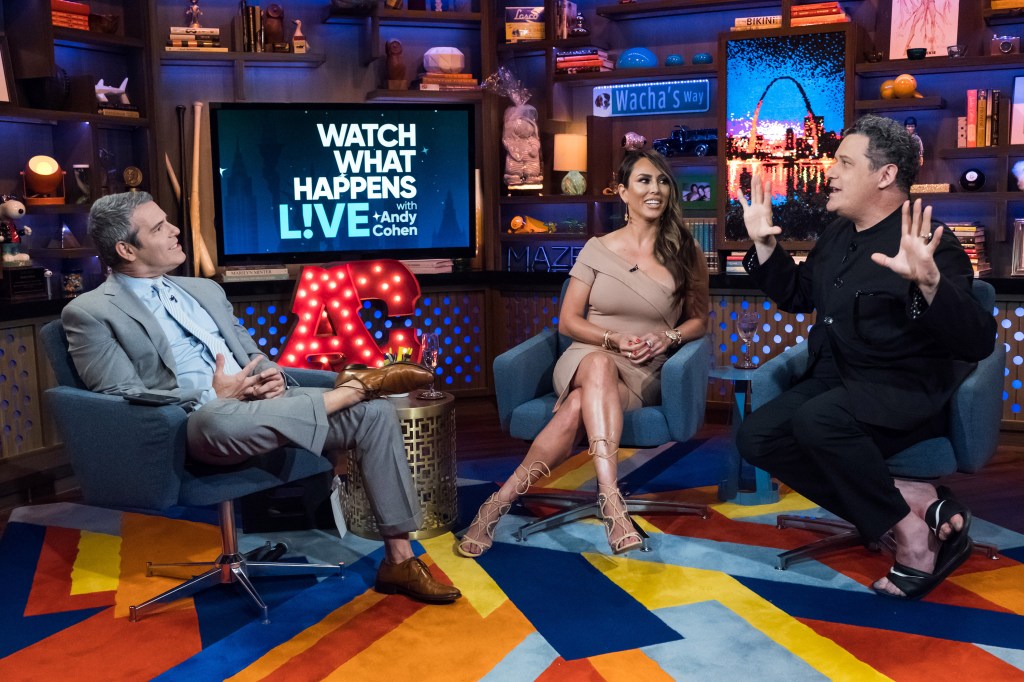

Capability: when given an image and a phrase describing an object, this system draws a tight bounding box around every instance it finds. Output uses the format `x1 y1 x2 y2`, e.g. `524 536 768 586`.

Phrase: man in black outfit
735 114 996 600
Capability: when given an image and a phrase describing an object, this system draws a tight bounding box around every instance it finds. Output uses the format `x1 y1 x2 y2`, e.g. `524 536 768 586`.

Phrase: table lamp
22 155 66 205
553 133 587 195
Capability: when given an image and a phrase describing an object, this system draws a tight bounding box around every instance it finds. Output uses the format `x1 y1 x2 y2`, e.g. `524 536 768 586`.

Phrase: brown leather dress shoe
334 361 433 398
374 557 461 604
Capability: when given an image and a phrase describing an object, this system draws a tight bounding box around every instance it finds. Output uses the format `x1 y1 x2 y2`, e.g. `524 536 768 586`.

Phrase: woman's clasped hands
612 331 671 365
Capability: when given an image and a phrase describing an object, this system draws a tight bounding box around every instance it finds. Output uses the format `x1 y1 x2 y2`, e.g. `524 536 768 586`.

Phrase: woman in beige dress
458 150 710 556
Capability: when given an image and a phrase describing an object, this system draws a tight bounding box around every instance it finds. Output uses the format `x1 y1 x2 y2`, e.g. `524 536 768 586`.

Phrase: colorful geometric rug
3 436 1024 681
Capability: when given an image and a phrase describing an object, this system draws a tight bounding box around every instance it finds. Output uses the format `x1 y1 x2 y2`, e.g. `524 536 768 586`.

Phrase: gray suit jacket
62 275 277 403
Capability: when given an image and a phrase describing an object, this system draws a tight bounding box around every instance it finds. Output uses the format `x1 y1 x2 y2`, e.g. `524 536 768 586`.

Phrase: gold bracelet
602 330 613 350
663 329 683 347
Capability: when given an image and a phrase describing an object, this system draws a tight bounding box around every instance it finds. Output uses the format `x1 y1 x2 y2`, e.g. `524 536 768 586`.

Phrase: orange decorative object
509 215 525 232
279 260 422 372
879 79 896 99
893 73 919 99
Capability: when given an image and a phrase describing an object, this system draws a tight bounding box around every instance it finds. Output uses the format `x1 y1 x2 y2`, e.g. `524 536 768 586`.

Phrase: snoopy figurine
0 195 33 265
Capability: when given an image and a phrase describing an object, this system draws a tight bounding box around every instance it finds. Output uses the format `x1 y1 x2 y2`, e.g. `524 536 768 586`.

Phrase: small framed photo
1012 219 1024 276
0 35 15 105
1011 76 1024 146
675 167 715 207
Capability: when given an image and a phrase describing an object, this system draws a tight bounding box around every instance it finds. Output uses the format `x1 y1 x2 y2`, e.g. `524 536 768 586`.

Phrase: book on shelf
991 90 1002 146
956 116 967 148
51 0 90 14
555 47 607 58
400 259 453 274
97 105 140 118
169 26 221 36
166 38 222 47
555 64 613 74
556 59 614 70
556 53 611 63
734 15 782 29
991 0 1024 9
419 73 478 84
790 12 849 26
791 1 843 11
555 0 577 40
164 46 230 52
966 89 977 148
52 12 90 29
222 265 290 281
977 89 987 147
418 83 480 91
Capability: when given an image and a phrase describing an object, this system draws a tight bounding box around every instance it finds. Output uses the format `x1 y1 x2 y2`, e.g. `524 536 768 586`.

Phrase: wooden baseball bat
191 101 216 277
175 104 194 275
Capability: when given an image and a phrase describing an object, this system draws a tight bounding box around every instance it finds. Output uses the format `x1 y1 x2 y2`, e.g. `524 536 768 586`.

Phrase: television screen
209 102 477 264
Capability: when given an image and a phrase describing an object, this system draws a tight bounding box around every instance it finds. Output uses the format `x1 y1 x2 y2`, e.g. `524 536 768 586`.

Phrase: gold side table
341 393 458 540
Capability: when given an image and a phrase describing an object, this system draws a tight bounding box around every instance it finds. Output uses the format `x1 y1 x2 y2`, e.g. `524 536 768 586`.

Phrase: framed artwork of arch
719 25 854 247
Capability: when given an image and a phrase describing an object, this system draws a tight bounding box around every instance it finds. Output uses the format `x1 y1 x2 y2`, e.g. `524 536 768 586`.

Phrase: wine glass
734 312 759 369
418 332 444 400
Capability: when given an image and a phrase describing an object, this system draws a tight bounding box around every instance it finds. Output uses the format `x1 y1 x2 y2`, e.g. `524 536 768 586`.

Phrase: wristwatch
663 329 683 346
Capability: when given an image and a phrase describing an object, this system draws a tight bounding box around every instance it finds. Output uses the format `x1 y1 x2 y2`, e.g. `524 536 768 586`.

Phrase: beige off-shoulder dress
552 238 683 412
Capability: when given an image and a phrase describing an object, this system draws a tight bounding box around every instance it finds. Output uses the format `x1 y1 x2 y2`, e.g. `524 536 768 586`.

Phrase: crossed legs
458 352 640 556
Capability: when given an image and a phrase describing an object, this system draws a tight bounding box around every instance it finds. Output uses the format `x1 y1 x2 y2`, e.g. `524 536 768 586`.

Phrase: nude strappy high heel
456 461 551 558
588 436 642 555
597 483 643 555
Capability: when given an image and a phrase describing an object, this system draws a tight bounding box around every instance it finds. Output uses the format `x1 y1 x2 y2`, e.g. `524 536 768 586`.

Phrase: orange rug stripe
588 647 674 681
536 656 605 681
259 593 425 681
324 599 535 681
0 606 201 681
25 526 113 617
800 617 1024 681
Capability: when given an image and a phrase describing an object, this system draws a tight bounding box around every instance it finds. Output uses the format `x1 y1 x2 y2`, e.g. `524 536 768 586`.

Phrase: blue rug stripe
624 438 725 494
0 522 107 658
154 553 381 682
646 600 830 680
476 542 682 661
194 570 319 647
1001 545 1024 563
735 575 1024 649
480 632 559 681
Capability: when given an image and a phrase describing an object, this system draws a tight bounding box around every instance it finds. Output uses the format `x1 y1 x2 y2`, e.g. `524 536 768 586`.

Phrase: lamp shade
553 134 587 171
25 155 63 194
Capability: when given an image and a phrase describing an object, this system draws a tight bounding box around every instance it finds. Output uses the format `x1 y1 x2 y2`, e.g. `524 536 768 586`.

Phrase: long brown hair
618 150 709 319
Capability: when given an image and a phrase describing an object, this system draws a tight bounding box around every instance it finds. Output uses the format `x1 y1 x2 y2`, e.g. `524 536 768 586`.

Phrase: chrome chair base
513 491 710 552
775 513 1000 570
129 500 343 624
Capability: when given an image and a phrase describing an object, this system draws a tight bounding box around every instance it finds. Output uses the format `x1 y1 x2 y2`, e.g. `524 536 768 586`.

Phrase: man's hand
212 355 262 400
250 368 286 400
870 199 941 301
735 171 781 245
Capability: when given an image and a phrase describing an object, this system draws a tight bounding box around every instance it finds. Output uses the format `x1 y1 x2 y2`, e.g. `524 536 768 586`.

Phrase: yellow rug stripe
324 598 535 682
712 489 818 519
228 590 387 682
587 553 889 682
950 563 1024 614
589 647 675 681
419 533 508 618
70 530 121 595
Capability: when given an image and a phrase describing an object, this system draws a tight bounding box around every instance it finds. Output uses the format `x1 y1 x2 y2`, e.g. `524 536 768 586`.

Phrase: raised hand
870 199 941 294
734 170 781 246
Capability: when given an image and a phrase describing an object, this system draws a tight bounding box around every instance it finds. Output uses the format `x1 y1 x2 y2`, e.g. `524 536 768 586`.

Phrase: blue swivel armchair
750 280 1004 569
493 280 711 545
40 320 343 623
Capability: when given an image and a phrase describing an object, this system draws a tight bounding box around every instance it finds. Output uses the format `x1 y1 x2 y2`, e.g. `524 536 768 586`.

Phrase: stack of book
52 0 90 30
790 1 849 26
724 251 747 275
165 26 226 52
418 72 478 91
555 48 612 74
732 2 847 31
959 89 1002 148
683 218 719 274
221 265 289 281
948 222 990 277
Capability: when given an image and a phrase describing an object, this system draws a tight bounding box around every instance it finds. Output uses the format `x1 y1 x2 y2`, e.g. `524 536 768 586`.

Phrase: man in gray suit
62 192 460 605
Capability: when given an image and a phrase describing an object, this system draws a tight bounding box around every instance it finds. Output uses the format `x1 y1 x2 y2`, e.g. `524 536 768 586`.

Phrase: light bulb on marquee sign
279 259 422 371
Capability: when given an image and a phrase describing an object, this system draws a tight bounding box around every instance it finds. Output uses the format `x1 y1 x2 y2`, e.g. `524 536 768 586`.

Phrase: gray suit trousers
187 389 421 535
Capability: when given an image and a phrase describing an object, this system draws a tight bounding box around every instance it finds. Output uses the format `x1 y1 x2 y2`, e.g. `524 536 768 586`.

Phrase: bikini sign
592 79 710 117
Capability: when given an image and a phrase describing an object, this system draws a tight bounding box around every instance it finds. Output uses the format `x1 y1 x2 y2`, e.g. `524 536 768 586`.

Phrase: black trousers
736 377 943 542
